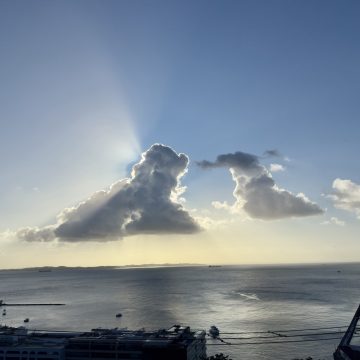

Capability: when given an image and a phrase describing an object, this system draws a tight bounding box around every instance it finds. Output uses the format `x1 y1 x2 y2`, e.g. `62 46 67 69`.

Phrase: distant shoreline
0 263 205 272
1 261 360 272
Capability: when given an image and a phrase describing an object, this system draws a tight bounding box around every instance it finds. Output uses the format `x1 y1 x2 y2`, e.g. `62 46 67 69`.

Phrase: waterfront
1 264 359 359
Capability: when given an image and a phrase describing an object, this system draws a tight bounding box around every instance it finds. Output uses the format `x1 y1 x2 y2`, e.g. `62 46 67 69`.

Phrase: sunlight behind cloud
0 2 141 229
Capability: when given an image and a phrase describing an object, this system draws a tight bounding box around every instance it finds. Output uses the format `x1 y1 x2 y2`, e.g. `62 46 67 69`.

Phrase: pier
0 300 65 307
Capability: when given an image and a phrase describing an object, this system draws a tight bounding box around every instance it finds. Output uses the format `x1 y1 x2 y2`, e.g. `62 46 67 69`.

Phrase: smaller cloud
211 200 240 214
198 150 324 220
197 151 260 171
270 163 285 173
328 178 360 218
212 201 229 210
16 226 56 242
263 149 281 157
321 217 345 227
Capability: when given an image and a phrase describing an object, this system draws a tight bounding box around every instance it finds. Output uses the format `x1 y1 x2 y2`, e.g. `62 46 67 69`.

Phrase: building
0 325 206 360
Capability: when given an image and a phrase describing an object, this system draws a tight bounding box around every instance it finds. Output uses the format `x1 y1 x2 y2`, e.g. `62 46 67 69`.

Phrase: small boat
23 318 29 323
334 303 360 359
116 313 122 318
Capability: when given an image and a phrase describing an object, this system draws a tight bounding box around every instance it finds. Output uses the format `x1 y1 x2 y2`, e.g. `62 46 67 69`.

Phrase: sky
1 0 360 268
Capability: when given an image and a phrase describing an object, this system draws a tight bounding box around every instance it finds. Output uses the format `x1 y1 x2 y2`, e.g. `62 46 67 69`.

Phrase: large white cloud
329 178 360 218
17 144 201 242
198 151 323 220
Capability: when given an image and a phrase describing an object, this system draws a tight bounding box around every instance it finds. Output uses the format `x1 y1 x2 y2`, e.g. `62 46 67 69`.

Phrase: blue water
1 264 359 359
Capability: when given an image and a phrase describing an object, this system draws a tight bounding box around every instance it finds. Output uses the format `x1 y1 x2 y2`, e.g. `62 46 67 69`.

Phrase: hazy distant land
0 263 206 272
1 261 357 272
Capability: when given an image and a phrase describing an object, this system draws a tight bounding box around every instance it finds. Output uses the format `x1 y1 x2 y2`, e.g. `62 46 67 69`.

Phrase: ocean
1 263 359 359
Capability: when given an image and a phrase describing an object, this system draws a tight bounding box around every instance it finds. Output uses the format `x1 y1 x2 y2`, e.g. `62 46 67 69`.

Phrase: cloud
17 144 201 242
197 151 262 175
321 217 345 226
329 178 360 218
211 200 238 214
269 163 285 172
263 149 281 157
17 226 57 242
198 151 324 220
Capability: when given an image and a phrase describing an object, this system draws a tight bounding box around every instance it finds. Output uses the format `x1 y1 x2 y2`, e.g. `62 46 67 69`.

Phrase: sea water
1 263 359 359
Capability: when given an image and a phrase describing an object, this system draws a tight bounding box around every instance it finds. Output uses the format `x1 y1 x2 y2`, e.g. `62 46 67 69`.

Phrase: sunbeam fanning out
1 0 360 271
0 1 142 230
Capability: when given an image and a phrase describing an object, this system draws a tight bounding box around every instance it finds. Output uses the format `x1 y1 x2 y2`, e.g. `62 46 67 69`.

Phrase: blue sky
1 0 360 267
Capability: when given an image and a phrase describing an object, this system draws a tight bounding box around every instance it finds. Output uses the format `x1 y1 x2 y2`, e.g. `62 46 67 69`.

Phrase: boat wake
233 292 260 301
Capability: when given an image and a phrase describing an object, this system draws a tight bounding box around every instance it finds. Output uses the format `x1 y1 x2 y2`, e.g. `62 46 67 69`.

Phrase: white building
0 325 206 360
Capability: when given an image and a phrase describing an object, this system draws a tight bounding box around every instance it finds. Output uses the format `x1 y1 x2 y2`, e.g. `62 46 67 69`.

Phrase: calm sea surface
1 264 360 359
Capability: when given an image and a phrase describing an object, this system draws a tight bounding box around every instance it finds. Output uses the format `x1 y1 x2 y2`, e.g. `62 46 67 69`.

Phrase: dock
0 300 65 307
